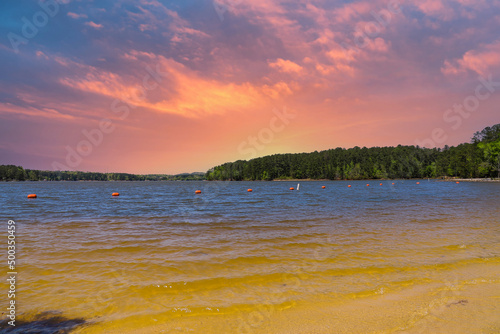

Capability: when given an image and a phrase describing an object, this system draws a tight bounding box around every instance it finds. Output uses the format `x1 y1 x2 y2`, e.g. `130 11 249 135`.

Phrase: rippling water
0 180 499 333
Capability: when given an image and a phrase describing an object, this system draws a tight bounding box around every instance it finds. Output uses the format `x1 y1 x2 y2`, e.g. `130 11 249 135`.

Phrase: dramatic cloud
0 0 499 173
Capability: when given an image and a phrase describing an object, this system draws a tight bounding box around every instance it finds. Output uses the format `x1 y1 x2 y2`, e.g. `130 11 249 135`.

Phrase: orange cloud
326 47 354 63
262 81 294 99
0 102 75 120
268 58 303 73
57 53 298 118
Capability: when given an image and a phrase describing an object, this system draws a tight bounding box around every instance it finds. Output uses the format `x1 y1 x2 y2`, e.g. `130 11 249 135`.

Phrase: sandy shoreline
72 262 500 334
76 281 500 334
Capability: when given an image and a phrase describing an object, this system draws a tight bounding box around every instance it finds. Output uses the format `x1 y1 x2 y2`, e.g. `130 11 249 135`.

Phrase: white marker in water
297 183 300 191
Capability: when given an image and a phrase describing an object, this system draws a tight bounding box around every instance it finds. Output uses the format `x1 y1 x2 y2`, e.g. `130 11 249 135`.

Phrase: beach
75 260 499 334
1 180 499 333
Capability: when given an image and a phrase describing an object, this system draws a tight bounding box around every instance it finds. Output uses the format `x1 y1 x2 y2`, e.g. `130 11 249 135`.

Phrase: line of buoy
25 181 445 199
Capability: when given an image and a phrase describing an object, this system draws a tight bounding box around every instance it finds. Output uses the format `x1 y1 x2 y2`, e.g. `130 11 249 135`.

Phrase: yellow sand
72 262 500 334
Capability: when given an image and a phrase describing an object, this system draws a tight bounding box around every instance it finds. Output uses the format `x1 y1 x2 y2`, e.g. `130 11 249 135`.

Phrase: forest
206 124 500 181
0 167 205 182
2 124 499 182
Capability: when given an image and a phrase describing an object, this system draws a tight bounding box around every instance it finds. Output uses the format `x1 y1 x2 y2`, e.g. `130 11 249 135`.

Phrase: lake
0 180 499 333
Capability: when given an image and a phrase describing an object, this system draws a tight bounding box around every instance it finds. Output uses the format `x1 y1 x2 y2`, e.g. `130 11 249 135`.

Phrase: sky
1 0 499 174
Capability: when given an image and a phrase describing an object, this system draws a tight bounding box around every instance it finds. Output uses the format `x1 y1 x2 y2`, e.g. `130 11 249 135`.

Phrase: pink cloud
138 24 156 32
85 21 103 29
332 2 373 23
35 51 48 59
416 0 455 20
442 40 500 76
366 37 390 53
417 0 445 14
67 12 88 19
441 59 464 76
312 29 336 46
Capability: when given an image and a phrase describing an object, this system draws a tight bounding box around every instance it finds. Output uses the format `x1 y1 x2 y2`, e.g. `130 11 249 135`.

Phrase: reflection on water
0 180 499 332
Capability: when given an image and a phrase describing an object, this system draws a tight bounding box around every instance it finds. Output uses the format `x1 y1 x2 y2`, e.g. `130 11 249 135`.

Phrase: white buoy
297 183 300 191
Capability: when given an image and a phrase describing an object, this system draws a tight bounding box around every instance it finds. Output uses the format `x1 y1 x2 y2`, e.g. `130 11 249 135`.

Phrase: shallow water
0 180 499 333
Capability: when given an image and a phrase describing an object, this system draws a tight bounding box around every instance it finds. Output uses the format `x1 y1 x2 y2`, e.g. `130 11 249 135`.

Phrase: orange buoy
195 190 202 194
247 189 253 192
456 181 460 184
112 192 119 196
27 194 37 199
392 182 395 185
379 183 383 186
416 182 420 185
289 187 295 191
322 186 326 189
348 185 352 188
366 184 370 187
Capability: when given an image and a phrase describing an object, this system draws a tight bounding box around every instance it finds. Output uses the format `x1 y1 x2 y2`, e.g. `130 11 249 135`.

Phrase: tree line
0 167 205 182
2 124 498 182
206 124 500 181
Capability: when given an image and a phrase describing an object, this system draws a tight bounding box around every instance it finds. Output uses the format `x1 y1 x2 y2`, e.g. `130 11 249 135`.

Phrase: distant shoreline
439 178 500 183
269 178 500 182
2 177 499 182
